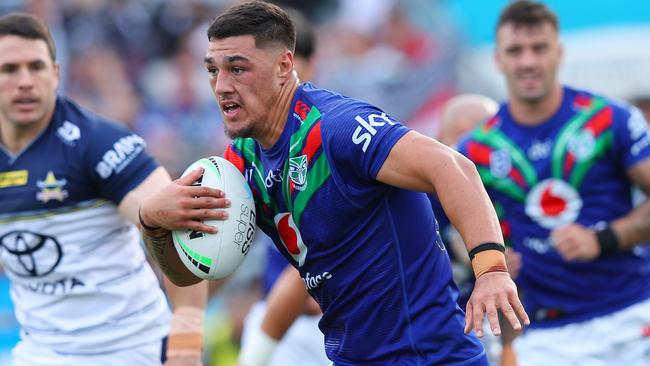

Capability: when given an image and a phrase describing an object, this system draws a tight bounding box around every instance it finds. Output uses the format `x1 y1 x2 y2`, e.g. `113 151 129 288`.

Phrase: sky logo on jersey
288 155 308 191
274 213 308 266
0 170 28 188
95 134 145 179
352 112 395 152
36 171 69 203
525 178 582 229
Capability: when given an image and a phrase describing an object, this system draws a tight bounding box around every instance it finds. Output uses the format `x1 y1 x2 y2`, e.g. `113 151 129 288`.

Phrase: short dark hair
207 1 296 52
497 0 558 32
285 8 315 60
0 13 56 61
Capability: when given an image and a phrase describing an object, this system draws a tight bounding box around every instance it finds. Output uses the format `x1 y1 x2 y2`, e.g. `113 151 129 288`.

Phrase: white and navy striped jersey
0 96 170 354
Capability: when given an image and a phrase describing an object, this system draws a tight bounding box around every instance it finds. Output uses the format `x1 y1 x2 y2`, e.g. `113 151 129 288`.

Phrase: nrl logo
288 155 308 191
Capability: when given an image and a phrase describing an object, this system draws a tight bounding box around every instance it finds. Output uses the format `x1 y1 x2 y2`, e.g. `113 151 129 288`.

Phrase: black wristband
468 242 505 261
596 226 619 257
138 206 162 231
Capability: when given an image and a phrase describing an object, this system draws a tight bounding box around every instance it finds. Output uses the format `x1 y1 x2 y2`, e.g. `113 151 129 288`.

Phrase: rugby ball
172 156 256 280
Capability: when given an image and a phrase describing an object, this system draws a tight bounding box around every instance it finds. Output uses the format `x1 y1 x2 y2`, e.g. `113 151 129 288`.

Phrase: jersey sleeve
85 119 159 205
612 104 650 168
321 102 410 201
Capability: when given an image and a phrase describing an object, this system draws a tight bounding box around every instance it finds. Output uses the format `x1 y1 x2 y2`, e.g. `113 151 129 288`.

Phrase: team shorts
515 297 650 366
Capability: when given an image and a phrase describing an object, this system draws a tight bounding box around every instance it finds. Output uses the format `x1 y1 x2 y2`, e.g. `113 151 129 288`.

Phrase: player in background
139 2 528 365
457 1 650 365
0 13 207 366
236 8 330 366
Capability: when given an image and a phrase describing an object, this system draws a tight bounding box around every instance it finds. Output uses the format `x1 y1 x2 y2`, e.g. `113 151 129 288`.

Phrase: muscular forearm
142 228 201 287
437 155 504 249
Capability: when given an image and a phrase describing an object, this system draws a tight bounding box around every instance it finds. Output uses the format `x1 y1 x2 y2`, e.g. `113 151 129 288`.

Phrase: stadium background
0 0 649 364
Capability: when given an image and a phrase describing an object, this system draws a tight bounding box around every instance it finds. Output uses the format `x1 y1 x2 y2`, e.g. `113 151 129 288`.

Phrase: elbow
453 152 481 179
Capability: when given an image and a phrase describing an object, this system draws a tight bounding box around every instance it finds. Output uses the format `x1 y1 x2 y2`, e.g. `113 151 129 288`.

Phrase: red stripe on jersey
585 106 612 136
302 121 323 162
467 141 492 166
224 145 245 174
509 168 526 187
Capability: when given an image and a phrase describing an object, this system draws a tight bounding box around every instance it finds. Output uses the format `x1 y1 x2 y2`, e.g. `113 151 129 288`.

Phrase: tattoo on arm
142 229 185 284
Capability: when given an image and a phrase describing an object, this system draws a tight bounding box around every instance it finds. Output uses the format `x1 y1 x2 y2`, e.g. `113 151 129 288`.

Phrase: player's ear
53 63 61 91
494 46 504 73
277 50 294 80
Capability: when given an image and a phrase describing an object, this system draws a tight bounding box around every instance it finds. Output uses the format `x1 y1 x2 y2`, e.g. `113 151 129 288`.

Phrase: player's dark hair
497 0 558 32
285 8 315 60
0 12 56 61
207 1 296 52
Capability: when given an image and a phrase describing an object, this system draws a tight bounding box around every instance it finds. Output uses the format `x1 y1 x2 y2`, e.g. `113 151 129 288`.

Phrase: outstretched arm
376 131 529 336
119 166 209 365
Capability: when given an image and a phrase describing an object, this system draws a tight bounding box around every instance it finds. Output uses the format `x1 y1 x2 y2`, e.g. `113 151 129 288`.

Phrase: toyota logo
0 231 62 278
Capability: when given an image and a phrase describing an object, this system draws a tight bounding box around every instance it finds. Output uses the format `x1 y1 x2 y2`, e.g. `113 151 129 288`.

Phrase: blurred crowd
0 1 463 364
1 0 649 365
0 0 462 178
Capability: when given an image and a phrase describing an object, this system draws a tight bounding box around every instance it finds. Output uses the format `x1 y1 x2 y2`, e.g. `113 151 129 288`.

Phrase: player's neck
508 84 563 126
0 115 51 154
258 74 299 150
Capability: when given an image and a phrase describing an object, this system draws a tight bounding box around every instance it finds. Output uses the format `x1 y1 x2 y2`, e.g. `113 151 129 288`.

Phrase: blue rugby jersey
0 96 170 353
225 83 487 365
458 86 650 328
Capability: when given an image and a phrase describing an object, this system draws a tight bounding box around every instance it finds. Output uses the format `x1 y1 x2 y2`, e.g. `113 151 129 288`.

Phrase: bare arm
261 266 316 339
137 167 229 286
376 131 529 336
376 131 503 251
613 159 650 248
552 159 650 260
119 168 198 286
119 166 209 365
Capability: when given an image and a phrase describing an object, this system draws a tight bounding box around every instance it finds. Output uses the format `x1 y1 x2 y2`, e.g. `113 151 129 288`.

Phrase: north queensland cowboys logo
288 155 308 191
274 213 308 266
36 171 69 203
526 179 582 229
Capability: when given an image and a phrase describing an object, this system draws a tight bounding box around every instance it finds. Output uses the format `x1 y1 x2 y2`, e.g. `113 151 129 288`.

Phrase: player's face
0 35 59 130
205 35 285 139
495 22 562 104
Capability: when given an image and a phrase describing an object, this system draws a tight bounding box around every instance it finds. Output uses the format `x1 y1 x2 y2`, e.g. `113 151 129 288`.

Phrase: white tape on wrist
238 327 278 366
